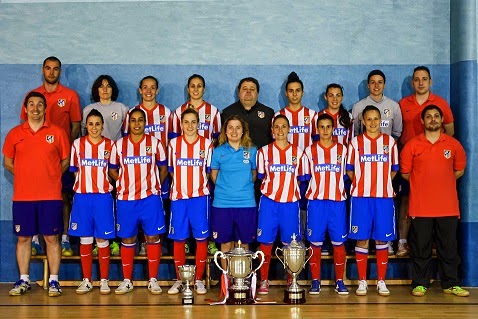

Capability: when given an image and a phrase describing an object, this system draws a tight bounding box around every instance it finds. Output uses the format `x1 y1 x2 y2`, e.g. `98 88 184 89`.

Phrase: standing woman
68 109 115 294
317 83 353 145
210 115 258 263
256 115 306 295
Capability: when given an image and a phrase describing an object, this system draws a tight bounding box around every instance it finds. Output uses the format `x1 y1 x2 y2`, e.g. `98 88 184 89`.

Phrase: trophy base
182 296 194 305
283 289 306 304
226 287 254 305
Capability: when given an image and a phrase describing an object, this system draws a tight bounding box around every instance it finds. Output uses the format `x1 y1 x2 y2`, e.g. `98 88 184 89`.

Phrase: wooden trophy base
226 287 254 305
283 289 306 304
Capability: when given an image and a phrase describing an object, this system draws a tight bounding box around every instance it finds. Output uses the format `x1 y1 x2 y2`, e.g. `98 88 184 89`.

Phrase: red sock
309 246 322 280
174 241 186 279
98 245 110 280
333 244 346 281
195 241 208 280
259 244 272 281
121 244 135 281
355 250 368 281
147 242 161 279
376 246 389 281
80 244 93 281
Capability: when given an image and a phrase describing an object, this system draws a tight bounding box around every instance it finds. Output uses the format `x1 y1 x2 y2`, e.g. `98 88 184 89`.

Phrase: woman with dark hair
82 75 129 142
317 83 353 145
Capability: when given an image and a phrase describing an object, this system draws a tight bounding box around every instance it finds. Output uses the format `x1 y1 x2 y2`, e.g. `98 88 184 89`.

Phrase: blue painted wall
2 0 477 285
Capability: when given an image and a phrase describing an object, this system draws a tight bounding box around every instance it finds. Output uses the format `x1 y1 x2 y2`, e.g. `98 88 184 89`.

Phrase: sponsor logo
15 225 20 233
381 262 388 265
123 156 152 165
386 233 392 237
158 225 165 231
269 164 295 173
314 164 341 173
352 226 358 233
201 230 208 235
176 158 204 166
380 120 390 127
333 127 348 136
81 158 108 167
341 234 347 239
290 126 310 134
57 99 66 107
444 149 451 159
257 111 265 119
335 263 344 266
359 154 389 162
104 230 114 235
46 135 55 144
111 112 118 121
71 222 78 230
198 122 210 131
144 124 164 133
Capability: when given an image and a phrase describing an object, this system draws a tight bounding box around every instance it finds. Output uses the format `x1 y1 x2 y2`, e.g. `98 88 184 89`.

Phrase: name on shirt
269 164 296 173
198 122 210 131
289 126 309 134
177 158 204 166
123 156 152 165
314 164 341 173
333 128 348 136
81 158 108 167
145 124 165 134
359 154 389 162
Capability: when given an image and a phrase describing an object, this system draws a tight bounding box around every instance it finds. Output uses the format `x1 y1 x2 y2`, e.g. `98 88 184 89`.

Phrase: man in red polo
400 105 468 297
21 56 82 257
4 92 70 296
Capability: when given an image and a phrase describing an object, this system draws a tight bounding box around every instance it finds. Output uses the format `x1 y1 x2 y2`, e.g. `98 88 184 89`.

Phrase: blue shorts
211 206 257 244
68 193 115 239
307 199 347 243
349 197 396 241
257 196 301 244
61 171 75 193
169 196 210 240
116 195 166 238
12 200 63 236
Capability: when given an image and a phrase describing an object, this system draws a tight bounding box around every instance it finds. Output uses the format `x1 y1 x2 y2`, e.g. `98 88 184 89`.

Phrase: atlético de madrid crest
444 149 451 159
46 135 55 144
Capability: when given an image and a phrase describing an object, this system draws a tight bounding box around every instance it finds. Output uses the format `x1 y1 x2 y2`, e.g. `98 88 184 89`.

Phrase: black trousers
409 216 461 289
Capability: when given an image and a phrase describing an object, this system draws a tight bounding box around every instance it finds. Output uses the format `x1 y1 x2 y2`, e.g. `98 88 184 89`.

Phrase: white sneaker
168 280 184 295
99 279 111 295
377 280 390 296
139 243 147 256
387 241 394 255
194 280 207 295
356 280 368 296
76 278 93 295
148 278 162 295
115 279 133 295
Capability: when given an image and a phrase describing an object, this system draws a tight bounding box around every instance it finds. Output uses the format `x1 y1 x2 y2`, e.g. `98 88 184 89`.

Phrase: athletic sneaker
412 285 427 297
387 241 394 255
115 280 133 295
9 279 31 296
443 286 470 297
48 280 62 297
194 280 207 295
148 278 162 295
335 279 349 295
356 280 368 296
139 243 147 256
76 278 93 294
110 241 120 256
207 242 218 255
377 280 390 296
257 280 269 295
31 242 44 256
61 242 74 257
396 242 409 257
168 280 185 295
309 279 321 295
99 279 111 295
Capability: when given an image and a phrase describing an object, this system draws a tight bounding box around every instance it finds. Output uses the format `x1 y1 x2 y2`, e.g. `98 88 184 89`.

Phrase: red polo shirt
2 120 70 201
400 133 466 218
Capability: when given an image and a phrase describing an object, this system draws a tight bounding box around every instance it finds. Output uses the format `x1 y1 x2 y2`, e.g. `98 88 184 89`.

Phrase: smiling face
325 87 343 112
188 77 205 101
128 110 146 136
362 109 381 136
368 74 385 99
181 112 199 138
272 116 290 142
86 115 104 139
225 119 243 144
139 78 159 103
286 82 303 107
25 96 46 122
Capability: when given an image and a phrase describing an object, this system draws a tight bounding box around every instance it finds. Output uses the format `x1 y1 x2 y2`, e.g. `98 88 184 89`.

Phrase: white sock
49 275 59 283
32 235 39 244
62 234 69 243
20 275 30 283
399 239 407 244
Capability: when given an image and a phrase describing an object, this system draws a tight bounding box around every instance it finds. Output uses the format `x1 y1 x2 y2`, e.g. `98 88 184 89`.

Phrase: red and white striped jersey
317 109 353 145
304 142 347 201
123 103 171 148
257 142 306 203
168 135 213 200
171 101 221 140
346 133 398 198
110 135 167 201
70 136 114 194
275 106 317 150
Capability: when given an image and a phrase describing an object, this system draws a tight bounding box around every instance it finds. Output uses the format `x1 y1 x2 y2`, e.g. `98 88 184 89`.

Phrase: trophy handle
304 247 314 268
275 247 286 269
214 251 227 273
252 250 265 273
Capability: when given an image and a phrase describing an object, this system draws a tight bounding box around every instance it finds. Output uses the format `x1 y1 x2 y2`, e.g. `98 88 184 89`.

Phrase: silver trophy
178 265 196 305
214 241 265 304
275 234 312 304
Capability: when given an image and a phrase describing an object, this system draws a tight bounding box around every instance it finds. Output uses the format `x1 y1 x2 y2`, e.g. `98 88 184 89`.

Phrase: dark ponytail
326 83 351 128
